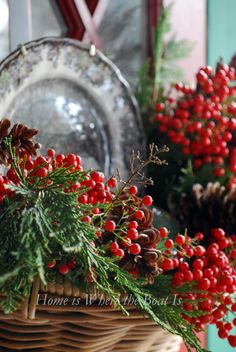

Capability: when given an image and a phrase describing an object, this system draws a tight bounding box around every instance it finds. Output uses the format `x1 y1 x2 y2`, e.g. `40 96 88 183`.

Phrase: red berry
162 258 174 271
142 195 153 206
25 160 34 171
135 210 144 220
195 232 204 241
47 260 56 269
193 269 203 280
96 231 102 238
114 248 125 258
105 220 116 232
78 194 88 204
127 228 139 240
36 156 47 165
129 185 138 195
224 323 232 331
159 227 169 238
172 258 179 268
197 278 210 290
58 264 70 275
184 271 193 282
81 216 92 223
193 259 204 270
194 246 206 257
107 177 117 188
212 228 225 239
156 102 164 111
179 262 189 272
165 239 174 249
129 243 141 255
36 167 48 178
129 221 138 229
66 153 76 165
228 335 236 347
47 148 55 157
218 328 229 339
109 242 119 253
231 303 236 312
214 168 225 177
175 234 185 246
56 154 65 163
68 259 77 269
91 171 104 183
121 237 132 248
186 248 194 257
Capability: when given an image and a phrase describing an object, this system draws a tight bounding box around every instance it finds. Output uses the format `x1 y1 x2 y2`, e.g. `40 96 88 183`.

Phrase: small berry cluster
160 227 236 347
155 63 236 188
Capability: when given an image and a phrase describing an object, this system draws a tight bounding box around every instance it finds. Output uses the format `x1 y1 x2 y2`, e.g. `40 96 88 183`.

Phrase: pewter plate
0 37 144 177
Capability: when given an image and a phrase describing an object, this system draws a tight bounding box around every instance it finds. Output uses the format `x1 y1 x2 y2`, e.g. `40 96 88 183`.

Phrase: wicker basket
0 278 182 352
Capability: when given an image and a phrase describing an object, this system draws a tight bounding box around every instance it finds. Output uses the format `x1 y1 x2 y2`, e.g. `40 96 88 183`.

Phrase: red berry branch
154 63 236 189
159 227 236 347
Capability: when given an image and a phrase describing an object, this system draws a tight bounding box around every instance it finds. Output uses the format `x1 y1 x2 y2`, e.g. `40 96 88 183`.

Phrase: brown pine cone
172 182 236 237
0 118 40 165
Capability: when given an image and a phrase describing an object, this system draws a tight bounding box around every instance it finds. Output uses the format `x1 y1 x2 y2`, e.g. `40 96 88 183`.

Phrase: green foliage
135 3 193 110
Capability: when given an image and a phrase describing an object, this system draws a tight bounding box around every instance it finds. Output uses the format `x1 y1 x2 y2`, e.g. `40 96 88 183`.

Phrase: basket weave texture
0 278 182 352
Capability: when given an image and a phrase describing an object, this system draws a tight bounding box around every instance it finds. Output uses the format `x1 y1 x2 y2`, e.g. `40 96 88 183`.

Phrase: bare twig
105 144 169 214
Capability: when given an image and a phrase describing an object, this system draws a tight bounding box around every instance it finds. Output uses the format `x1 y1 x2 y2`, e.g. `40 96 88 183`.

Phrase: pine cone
172 182 236 237
96 192 162 282
0 118 40 165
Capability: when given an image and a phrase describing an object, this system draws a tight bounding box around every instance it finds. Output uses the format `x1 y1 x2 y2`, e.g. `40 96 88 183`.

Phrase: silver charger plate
0 37 144 178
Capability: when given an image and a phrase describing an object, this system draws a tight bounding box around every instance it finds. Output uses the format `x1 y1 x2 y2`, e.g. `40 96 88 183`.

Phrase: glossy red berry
129 185 138 195
212 228 225 239
47 260 56 269
105 220 116 232
91 171 104 183
165 239 174 249
194 246 206 257
58 264 70 275
162 258 174 271
218 329 229 339
78 194 88 204
109 242 119 253
135 210 144 220
228 335 236 347
47 148 55 157
179 262 189 272
127 228 139 240
175 234 185 246
159 227 169 238
193 259 204 270
142 195 153 206
36 167 48 178
68 259 77 269
129 221 138 229
81 216 92 223
107 177 117 188
197 278 210 290
114 248 125 258
129 243 141 255
193 269 203 280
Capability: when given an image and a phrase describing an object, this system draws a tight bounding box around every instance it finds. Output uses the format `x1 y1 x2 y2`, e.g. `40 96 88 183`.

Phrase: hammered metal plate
0 37 144 177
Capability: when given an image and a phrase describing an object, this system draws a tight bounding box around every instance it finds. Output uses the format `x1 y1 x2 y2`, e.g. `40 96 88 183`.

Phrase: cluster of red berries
0 149 156 281
0 148 114 205
155 63 236 188
160 227 236 347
